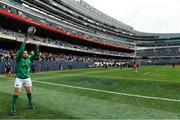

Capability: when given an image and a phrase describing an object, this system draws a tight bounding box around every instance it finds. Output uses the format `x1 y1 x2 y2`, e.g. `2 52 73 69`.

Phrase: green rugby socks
27 93 32 106
12 95 18 111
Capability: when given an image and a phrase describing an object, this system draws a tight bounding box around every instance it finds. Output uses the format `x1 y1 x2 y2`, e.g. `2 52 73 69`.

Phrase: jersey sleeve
30 46 39 62
16 43 26 62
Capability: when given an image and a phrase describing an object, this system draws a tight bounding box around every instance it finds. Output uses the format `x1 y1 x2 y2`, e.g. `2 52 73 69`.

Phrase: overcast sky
83 0 180 33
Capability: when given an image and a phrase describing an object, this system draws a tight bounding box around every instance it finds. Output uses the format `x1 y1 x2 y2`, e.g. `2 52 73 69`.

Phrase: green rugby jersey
16 43 39 79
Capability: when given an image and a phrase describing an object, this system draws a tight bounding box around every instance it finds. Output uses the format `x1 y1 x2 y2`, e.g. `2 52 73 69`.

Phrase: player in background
172 63 175 69
133 61 138 73
4 56 12 78
11 36 39 116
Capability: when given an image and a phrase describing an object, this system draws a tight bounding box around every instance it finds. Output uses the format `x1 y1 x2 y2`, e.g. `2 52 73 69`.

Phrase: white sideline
1 75 180 103
33 80 180 103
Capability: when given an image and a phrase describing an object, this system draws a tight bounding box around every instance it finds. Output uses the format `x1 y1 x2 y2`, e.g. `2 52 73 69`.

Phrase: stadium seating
0 0 180 72
137 47 180 57
0 28 134 57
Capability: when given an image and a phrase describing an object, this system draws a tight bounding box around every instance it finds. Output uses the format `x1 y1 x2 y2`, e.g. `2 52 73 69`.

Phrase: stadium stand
137 47 180 57
0 0 180 72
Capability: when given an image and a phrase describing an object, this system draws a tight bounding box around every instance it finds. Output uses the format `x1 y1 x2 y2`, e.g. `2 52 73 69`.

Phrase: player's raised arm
30 45 39 62
30 38 40 62
16 37 28 61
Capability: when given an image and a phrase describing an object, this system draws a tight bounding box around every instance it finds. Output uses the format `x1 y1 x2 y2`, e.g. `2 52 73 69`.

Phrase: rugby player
11 36 39 116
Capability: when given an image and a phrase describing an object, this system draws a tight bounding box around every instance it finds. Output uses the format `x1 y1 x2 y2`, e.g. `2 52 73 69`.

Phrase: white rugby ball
27 26 36 35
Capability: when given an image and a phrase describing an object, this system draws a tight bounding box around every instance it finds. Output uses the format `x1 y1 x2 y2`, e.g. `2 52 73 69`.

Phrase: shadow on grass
0 92 77 119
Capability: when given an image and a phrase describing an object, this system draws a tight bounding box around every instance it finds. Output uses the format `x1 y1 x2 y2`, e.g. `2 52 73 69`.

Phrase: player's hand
24 35 29 43
33 37 41 47
36 41 41 47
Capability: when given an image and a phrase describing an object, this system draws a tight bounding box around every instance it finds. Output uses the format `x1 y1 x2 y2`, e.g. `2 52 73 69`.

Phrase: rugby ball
27 26 36 35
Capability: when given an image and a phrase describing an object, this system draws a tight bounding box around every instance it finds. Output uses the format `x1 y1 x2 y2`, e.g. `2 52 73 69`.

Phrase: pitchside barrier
0 60 94 73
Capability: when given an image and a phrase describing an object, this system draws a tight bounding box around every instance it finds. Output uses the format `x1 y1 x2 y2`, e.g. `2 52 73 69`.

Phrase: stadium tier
0 0 180 72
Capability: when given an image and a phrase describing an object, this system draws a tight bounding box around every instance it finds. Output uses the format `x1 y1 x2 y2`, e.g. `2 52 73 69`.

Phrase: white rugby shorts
14 78 32 88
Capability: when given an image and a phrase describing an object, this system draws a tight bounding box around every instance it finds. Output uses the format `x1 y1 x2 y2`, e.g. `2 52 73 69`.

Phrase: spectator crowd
0 28 134 57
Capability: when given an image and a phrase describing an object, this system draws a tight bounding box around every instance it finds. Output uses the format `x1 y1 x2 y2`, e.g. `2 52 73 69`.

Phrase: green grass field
1 66 180 119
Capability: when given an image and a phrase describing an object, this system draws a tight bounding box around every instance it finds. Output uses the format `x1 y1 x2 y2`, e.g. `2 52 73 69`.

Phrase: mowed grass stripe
1 66 180 119
2 73 180 103
34 80 180 103
1 66 180 102
29 66 180 82
1 78 180 119
32 68 121 79
33 73 180 83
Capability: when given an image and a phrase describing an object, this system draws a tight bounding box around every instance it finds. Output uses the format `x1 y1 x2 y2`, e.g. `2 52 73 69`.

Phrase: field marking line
1 74 180 103
33 80 180 103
